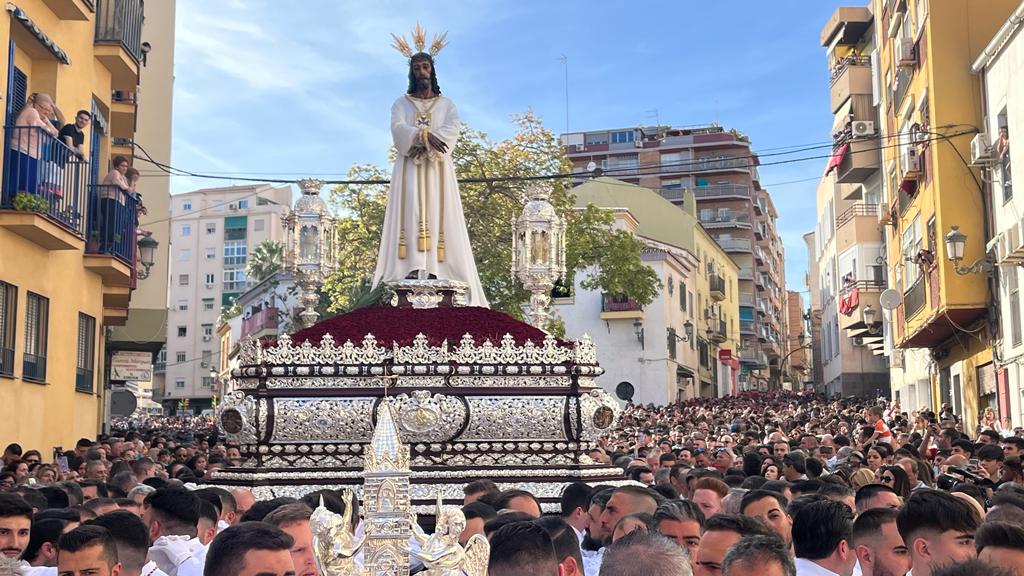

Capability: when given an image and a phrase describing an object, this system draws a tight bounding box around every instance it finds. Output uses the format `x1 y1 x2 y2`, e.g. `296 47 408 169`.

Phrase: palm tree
247 240 284 283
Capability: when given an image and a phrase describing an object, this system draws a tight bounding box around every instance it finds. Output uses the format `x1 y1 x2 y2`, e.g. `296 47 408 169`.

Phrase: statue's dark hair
407 53 442 95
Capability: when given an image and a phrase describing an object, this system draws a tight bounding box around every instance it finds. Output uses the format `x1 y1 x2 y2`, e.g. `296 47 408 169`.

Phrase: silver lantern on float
283 178 339 328
512 182 566 328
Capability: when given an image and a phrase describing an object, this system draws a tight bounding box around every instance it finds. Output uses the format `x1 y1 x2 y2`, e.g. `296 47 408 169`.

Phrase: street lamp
667 320 694 343
944 225 994 275
136 233 158 279
861 304 883 335
283 179 339 328
512 182 566 328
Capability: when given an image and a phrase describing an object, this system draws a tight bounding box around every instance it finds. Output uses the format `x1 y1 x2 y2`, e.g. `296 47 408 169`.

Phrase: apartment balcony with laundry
1 126 88 250
837 277 886 331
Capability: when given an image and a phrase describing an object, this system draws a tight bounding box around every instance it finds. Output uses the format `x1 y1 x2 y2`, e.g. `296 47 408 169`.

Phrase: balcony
709 274 726 301
836 138 881 184
838 280 886 331
904 278 926 320
1 126 87 250
830 57 872 113
600 294 644 320
740 320 755 334
94 0 144 90
42 0 92 19
85 185 136 263
753 197 767 215
738 266 754 281
110 91 137 137
820 6 873 47
695 156 751 173
754 245 765 264
708 319 728 344
716 237 752 253
693 184 752 200
700 211 752 229
739 345 769 369
242 306 280 340
836 203 880 229
739 293 754 307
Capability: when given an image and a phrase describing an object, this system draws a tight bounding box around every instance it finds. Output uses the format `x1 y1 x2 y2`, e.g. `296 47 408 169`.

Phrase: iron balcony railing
22 352 46 382
242 307 279 339
710 274 726 295
740 320 755 334
836 203 880 228
904 278 926 318
86 184 138 264
95 0 145 63
739 293 754 307
2 126 88 236
700 212 752 228
602 294 643 312
829 55 872 85
693 184 752 199
0 346 13 377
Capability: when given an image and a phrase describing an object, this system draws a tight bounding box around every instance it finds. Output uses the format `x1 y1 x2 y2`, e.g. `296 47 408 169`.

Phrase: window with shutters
0 282 16 377
23 292 49 382
1010 272 1022 347
76 314 96 392
5 67 27 127
176 351 186 363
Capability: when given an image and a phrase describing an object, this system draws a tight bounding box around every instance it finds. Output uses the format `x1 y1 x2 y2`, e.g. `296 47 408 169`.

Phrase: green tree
246 240 284 283
323 111 659 317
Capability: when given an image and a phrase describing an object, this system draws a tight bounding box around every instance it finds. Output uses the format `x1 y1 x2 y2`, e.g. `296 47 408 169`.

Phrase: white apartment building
974 3 1024 426
162 184 291 411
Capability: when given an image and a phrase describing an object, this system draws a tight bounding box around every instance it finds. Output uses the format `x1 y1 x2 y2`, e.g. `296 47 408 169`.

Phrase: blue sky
169 0 852 301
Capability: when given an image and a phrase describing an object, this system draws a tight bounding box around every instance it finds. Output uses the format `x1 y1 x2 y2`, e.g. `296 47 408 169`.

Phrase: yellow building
0 0 149 449
557 178 740 400
873 0 1017 431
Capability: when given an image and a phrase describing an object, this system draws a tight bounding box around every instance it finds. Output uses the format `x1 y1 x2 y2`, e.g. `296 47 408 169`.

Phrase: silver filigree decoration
579 388 620 441
390 391 466 442
448 376 569 387
218 391 257 444
385 278 469 309
574 334 597 364
452 333 574 364
266 377 390 389
271 398 375 443
462 396 566 440
238 337 262 366
393 333 449 364
258 333 388 366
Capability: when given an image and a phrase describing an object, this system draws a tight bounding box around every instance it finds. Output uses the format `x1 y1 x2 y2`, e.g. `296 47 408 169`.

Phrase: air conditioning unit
634 138 644 148
205 283 214 289
901 147 921 178
202 335 211 342
897 38 916 67
229 203 238 211
574 144 585 152
851 121 876 138
1004 222 1024 263
970 133 994 165
852 336 865 347
200 362 208 368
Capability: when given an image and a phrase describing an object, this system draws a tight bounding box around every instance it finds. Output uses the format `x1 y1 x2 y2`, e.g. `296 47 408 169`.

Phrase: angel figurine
410 492 489 576
310 491 367 576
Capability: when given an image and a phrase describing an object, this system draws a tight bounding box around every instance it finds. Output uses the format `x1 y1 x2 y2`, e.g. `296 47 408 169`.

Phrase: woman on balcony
5 93 60 198
97 155 132 251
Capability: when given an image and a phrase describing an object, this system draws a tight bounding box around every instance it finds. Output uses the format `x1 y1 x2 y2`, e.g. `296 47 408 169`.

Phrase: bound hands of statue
409 134 446 159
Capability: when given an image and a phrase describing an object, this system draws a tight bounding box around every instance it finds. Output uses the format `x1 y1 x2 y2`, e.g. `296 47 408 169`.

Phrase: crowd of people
1 391 1023 576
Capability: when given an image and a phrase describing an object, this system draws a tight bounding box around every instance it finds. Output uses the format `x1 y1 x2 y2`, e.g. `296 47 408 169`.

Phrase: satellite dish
615 381 635 402
879 289 901 311
586 161 598 173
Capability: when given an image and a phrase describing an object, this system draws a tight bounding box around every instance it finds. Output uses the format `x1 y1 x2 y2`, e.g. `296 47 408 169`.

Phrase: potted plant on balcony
87 230 101 252
11 192 49 214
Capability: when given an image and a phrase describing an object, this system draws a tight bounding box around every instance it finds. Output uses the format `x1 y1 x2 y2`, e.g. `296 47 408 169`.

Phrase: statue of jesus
373 26 488 307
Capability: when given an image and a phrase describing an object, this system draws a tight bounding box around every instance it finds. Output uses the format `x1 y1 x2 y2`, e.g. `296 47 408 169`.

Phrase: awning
832 98 854 132
826 143 850 174
676 365 695 378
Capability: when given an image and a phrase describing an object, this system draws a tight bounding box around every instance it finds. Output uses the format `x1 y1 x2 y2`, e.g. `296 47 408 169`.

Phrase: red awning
826 142 850 174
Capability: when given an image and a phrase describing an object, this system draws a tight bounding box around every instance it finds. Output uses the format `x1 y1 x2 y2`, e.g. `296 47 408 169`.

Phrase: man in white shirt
140 488 206 576
896 490 979 576
721 534 796 576
792 500 857 576
88 510 163 576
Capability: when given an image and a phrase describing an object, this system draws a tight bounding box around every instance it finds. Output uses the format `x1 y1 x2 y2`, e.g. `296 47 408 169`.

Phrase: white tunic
372 95 488 307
